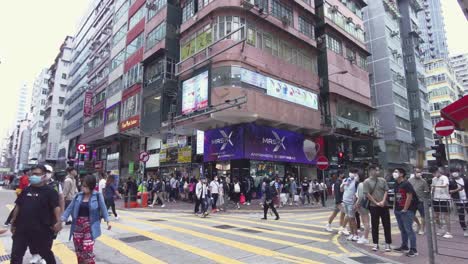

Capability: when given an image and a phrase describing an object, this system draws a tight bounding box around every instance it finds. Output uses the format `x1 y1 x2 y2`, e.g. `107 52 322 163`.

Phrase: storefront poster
244 124 319 164
266 77 318 110
182 71 209 114
204 124 245 162
178 147 192 163
241 68 266 89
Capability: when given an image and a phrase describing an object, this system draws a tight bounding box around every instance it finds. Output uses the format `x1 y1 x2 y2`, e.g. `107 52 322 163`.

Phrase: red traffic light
338 152 344 159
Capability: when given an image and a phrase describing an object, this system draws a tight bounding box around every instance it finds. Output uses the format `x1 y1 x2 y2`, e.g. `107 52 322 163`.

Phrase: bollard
141 192 148 207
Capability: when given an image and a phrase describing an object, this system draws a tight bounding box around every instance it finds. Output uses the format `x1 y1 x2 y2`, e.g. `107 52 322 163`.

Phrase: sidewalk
349 224 468 264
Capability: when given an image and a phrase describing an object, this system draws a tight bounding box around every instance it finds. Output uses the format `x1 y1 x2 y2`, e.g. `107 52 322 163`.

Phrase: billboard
266 77 318 110
204 124 245 162
83 91 93 117
181 71 209 114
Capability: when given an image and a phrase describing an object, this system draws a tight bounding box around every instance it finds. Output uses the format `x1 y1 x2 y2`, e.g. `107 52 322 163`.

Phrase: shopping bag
240 193 246 204
294 194 300 202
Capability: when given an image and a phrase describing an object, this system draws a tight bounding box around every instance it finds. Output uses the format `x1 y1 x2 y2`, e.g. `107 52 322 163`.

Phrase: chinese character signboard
120 115 140 131
83 91 93 117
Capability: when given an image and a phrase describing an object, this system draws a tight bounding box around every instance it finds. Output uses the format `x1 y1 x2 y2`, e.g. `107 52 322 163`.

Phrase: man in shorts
431 166 452 238
325 172 346 233
408 167 429 235
342 169 359 241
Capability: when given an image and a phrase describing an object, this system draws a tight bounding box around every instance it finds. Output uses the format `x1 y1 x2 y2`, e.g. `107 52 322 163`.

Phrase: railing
333 116 372 134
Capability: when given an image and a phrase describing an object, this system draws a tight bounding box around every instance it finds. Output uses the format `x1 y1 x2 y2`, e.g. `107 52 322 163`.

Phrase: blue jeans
395 210 416 249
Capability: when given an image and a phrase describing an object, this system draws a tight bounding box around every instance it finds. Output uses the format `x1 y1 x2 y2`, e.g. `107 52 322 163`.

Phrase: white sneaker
339 228 350 236
443 232 453 239
161 204 166 208
464 230 468 237
357 237 369 244
418 230 425 235
115 216 119 220
149 204 154 207
30 254 41 264
39 260 46 264
347 234 354 241
325 224 333 232
352 235 359 241
385 244 392 252
246 202 250 205
372 244 379 251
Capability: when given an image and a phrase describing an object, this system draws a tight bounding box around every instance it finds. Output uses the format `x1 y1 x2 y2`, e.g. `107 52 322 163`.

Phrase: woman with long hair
62 174 111 263
104 175 121 219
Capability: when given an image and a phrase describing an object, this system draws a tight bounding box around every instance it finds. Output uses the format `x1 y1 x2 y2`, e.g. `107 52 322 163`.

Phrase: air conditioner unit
330 5 339 13
390 31 399 37
281 16 291 26
347 55 356 63
346 17 353 24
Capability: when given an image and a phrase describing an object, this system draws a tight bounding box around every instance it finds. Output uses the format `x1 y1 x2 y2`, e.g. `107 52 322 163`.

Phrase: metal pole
424 191 436 264
445 136 451 168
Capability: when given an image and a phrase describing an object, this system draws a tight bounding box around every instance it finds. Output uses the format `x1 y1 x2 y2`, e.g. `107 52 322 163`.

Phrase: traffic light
338 151 345 165
431 142 447 166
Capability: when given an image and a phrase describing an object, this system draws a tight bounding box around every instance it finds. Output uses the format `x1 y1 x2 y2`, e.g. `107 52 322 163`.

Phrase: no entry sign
435 120 455 137
316 156 329 170
139 151 150 163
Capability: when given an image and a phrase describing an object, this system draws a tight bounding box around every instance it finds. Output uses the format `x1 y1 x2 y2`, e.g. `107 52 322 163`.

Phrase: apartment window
357 54 367 69
182 0 195 23
106 104 120 123
107 77 123 97
146 22 166 49
396 117 411 131
129 5 145 29
143 93 162 117
59 97 65 104
42 89 48 95
56 123 61 129
212 16 245 42
126 33 144 58
112 23 127 47
93 90 106 105
110 49 125 70
271 0 293 25
62 73 67 79
124 63 143 88
57 109 64 117
298 16 314 39
393 93 409 109
424 129 433 139
326 35 342 55
121 93 140 120
41 99 46 106
148 0 167 20
181 24 213 60
43 79 48 84
115 1 129 22
337 103 370 125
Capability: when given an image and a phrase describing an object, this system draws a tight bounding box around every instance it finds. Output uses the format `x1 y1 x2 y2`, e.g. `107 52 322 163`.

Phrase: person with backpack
150 178 166 208
231 177 242 209
261 178 280 220
62 174 111 263
392 168 419 257
448 168 468 237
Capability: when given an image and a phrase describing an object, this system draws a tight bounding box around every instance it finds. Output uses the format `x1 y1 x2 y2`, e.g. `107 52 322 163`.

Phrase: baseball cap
44 164 54 173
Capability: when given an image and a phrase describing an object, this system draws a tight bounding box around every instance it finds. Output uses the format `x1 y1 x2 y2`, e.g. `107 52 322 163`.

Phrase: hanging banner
83 91 93 117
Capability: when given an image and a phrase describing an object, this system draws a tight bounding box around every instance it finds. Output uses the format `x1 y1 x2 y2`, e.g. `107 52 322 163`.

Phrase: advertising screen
182 71 209 114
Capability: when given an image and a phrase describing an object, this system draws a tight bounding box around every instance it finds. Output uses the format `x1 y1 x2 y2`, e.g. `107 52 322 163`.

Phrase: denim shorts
416 201 425 217
343 203 355 217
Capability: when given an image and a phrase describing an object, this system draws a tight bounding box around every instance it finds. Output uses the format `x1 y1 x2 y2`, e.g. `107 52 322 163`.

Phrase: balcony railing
333 116 372 134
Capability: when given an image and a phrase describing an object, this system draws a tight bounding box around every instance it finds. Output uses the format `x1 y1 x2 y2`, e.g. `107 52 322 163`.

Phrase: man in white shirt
448 168 468 237
209 176 220 213
196 178 209 217
430 167 452 238
98 172 107 193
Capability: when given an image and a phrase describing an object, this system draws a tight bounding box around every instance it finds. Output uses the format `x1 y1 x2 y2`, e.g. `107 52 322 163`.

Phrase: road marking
121 215 323 264
5 205 14 211
52 241 77 264
332 234 349 254
98 235 166 264
119 211 337 256
217 215 330 236
111 221 243 264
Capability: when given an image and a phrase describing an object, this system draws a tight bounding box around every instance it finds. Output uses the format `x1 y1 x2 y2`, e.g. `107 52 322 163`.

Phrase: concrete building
29 69 50 164
15 83 29 124
450 53 468 95
418 0 449 61
40 36 73 163
365 0 417 169
425 58 467 168
458 0 468 20
15 118 31 171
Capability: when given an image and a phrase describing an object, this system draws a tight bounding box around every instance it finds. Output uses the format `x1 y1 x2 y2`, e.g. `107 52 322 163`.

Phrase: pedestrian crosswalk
0 204 392 264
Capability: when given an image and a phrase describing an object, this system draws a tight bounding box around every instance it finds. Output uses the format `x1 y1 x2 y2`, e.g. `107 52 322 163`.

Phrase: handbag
240 193 246 204
361 179 379 209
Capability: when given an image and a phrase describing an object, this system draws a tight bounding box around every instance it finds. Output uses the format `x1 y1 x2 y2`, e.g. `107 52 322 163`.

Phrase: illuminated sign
182 71 209 114
120 115 140 131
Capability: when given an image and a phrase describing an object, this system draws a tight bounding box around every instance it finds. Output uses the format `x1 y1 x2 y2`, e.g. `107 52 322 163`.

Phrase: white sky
0 0 467 138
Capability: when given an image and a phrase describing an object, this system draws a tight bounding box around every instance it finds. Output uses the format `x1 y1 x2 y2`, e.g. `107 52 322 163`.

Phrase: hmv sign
204 123 321 164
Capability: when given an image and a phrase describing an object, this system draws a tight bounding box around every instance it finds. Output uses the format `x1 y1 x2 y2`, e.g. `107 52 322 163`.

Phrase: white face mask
415 173 422 178
392 172 400 180
349 173 355 179
452 172 460 178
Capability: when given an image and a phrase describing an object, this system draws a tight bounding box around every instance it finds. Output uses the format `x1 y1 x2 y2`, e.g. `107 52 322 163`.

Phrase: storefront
203 123 323 185
159 135 201 180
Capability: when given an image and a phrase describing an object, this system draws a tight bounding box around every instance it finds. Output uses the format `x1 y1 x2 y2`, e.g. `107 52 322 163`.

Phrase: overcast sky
0 0 467 139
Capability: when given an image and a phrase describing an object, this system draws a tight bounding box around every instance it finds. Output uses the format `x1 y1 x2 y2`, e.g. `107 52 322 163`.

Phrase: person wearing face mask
9 165 62 264
63 167 78 225
363 165 392 252
392 168 419 257
430 166 452 238
448 168 468 237
209 176 220 213
62 174 111 263
408 167 429 235
196 177 210 217
341 168 359 241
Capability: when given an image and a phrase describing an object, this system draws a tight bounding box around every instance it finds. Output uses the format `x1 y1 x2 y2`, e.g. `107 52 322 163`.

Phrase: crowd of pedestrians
324 164 468 258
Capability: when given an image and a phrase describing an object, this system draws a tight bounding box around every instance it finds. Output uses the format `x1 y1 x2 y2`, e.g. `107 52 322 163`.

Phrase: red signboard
435 120 455 137
83 91 93 117
120 115 140 131
77 144 87 153
94 161 104 171
316 156 329 170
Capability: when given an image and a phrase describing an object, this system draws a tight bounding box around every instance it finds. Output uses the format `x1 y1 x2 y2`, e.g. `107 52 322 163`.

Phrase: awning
440 95 468 130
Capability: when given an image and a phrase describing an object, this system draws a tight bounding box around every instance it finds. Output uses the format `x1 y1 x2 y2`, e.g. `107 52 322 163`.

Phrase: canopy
440 95 468 130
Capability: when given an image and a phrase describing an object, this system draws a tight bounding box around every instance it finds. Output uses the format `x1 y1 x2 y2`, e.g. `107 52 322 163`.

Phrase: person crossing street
261 178 279 221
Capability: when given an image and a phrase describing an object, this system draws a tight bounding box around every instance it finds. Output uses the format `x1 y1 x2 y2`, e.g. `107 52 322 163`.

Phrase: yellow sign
178 147 192 163
159 149 167 163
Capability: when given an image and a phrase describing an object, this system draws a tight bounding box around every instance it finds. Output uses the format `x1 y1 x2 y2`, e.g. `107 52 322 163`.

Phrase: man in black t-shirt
9 165 62 264
393 168 418 257
301 180 310 204
325 172 346 232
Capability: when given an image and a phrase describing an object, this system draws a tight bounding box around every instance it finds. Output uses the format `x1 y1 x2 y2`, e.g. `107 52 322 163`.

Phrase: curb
339 236 402 264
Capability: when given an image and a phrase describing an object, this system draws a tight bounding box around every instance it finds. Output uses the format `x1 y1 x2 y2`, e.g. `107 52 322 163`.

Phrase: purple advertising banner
204 125 244 162
244 123 319 164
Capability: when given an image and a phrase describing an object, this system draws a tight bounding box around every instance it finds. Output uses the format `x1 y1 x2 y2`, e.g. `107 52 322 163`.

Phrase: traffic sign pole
445 136 451 168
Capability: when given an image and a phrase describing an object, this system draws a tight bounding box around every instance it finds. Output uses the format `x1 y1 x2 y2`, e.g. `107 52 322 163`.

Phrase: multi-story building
365 0 417 169
15 83 29 125
398 0 433 161
15 118 31 172
458 0 468 20
40 36 73 164
450 53 468 95
28 69 50 164
425 58 467 168
419 0 449 61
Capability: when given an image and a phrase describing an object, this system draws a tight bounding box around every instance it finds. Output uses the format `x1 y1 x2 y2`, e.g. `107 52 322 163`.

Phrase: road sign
435 120 455 137
139 151 150 163
316 156 329 170
77 144 87 153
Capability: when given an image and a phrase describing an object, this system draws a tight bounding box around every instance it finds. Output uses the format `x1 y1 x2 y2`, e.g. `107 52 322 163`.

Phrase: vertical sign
129 161 134 175
83 91 93 117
